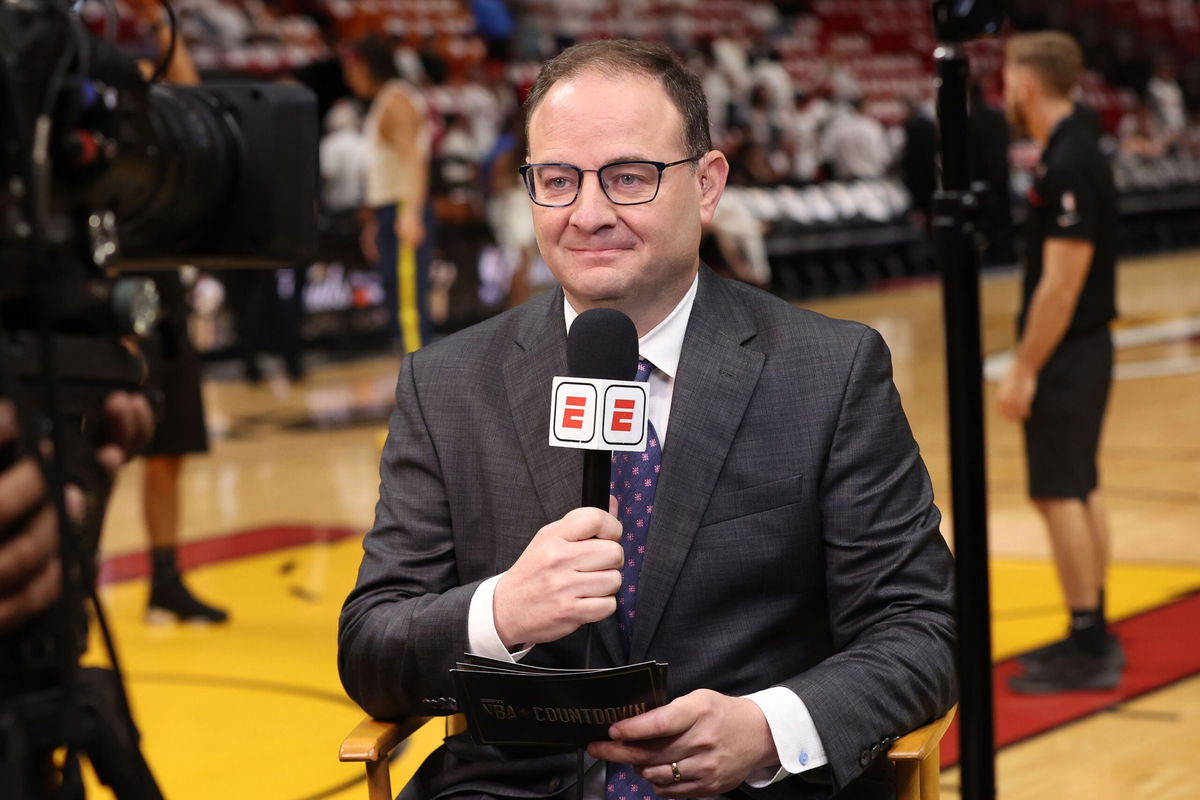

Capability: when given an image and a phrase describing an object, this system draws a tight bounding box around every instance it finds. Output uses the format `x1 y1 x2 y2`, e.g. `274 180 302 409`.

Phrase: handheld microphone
565 308 639 509
562 307 638 697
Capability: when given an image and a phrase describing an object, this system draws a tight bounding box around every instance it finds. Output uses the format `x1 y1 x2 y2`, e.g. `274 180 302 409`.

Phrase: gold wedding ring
670 762 682 783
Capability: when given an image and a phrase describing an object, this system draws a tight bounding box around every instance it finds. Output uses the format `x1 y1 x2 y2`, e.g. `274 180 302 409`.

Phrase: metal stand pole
932 42 996 800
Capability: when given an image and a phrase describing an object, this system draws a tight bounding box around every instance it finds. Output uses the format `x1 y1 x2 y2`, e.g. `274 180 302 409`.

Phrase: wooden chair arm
339 716 430 763
340 710 955 800
339 707 957 764
888 705 956 761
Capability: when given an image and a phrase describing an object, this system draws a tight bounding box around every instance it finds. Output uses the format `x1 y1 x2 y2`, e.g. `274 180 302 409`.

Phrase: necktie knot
635 357 654 383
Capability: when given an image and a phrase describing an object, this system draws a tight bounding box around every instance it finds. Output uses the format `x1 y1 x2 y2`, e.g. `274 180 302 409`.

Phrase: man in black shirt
998 31 1123 693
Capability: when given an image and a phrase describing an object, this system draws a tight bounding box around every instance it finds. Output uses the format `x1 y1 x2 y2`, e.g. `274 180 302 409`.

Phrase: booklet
450 654 669 747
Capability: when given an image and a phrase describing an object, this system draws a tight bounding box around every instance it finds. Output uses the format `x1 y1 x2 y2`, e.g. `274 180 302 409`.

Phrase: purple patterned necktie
605 357 665 800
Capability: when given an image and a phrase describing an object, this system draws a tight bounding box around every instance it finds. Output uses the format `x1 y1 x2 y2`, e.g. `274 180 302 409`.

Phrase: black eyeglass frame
518 155 704 207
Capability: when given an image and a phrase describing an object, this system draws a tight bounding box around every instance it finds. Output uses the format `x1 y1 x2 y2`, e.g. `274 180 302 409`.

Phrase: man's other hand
98 391 154 478
493 506 623 649
360 216 380 264
0 400 65 631
0 393 152 631
588 689 779 798
396 206 426 248
997 360 1038 422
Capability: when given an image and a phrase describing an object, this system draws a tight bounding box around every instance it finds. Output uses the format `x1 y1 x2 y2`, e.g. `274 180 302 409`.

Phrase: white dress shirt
466 273 828 792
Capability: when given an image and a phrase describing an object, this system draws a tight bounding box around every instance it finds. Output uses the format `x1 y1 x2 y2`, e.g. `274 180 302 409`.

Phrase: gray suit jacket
339 267 956 800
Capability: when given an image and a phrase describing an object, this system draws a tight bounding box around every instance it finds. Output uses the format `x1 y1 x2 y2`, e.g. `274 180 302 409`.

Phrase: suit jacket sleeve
782 326 957 790
338 351 479 719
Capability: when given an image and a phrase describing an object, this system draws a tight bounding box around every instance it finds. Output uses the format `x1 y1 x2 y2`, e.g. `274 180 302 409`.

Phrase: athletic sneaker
147 573 230 624
1007 640 1122 694
1017 634 1125 672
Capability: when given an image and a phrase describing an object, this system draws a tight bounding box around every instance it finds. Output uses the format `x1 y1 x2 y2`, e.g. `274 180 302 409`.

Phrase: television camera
0 1 317 796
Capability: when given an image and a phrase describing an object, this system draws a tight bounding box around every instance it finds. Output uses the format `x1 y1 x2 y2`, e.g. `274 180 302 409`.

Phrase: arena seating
138 0 1200 306
721 179 924 298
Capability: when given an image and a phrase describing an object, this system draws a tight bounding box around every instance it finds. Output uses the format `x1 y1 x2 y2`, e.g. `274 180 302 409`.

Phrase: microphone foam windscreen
566 308 639 380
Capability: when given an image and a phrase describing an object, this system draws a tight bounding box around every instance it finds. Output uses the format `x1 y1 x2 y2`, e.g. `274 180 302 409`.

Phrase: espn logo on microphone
549 377 648 451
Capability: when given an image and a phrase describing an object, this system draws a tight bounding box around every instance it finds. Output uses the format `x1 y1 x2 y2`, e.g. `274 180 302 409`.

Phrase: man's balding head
524 40 712 161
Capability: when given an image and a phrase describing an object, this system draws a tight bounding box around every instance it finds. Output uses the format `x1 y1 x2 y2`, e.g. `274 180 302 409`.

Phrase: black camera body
1 3 318 296
96 81 320 270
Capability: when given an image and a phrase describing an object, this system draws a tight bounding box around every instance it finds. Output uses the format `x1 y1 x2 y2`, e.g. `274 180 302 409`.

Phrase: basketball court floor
80 249 1200 799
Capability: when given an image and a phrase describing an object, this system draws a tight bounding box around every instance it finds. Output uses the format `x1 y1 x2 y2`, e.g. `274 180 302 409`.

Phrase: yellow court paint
990 559 1200 659
81 537 443 800
75 536 1200 800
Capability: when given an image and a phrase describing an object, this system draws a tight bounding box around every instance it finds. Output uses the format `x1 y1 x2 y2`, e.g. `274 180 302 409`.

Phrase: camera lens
97 86 239 258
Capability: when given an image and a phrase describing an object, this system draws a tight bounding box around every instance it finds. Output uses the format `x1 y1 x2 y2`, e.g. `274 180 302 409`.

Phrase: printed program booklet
450 654 669 747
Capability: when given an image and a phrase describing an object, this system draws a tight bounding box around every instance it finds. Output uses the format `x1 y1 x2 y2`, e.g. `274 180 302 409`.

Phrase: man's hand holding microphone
493 502 624 651
493 308 640 651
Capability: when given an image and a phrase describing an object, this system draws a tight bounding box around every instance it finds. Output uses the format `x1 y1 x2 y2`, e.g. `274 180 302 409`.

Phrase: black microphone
564 308 637 785
566 308 639 510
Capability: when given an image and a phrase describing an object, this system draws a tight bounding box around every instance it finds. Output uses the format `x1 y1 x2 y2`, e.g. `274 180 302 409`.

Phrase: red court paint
941 590 1200 767
96 525 1199 768
97 524 362 585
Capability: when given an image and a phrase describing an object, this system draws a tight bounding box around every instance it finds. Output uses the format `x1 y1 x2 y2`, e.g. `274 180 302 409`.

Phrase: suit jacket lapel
503 290 576 531
501 290 624 665
630 269 764 662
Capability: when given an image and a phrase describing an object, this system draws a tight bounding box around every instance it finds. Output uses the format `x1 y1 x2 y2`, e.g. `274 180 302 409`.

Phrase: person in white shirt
1146 57 1187 145
319 99 367 213
342 34 434 353
819 97 893 181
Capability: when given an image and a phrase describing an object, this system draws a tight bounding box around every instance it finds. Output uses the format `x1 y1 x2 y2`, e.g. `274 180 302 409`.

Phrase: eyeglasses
518 156 703 207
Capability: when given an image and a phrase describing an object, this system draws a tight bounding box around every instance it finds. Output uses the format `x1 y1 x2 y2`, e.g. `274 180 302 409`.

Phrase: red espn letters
561 396 634 432
562 396 588 429
609 399 636 432
550 378 646 450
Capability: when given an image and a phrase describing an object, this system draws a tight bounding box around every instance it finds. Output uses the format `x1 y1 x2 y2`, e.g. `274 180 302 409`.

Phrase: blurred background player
998 31 1121 693
139 275 228 625
341 35 434 354
128 0 228 623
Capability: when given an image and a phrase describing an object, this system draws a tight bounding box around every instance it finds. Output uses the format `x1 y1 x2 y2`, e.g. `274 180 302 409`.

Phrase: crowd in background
64 0 1199 626
92 0 1200 345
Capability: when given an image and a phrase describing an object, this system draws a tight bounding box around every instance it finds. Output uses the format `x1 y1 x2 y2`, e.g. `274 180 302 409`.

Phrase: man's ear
698 151 729 224
1014 67 1037 106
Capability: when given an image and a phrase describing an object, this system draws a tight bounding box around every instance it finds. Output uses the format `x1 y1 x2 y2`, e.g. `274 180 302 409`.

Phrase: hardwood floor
83 249 1200 799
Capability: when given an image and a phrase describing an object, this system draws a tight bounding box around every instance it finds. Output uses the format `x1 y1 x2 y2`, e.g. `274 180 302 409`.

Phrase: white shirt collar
562 273 698 380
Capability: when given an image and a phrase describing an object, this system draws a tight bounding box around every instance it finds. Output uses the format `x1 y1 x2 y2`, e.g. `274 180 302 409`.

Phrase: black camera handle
0 324 165 800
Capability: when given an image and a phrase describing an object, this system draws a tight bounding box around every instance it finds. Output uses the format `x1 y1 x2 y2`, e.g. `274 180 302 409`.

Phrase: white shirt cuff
742 686 828 786
467 574 532 661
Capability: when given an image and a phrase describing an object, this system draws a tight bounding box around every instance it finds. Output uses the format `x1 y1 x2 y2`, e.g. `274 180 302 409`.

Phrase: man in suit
339 40 955 800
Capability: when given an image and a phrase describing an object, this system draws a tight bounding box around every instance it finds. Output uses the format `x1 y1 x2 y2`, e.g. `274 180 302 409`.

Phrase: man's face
525 69 726 328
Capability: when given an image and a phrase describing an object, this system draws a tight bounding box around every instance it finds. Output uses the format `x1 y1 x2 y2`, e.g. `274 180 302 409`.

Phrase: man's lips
566 246 633 255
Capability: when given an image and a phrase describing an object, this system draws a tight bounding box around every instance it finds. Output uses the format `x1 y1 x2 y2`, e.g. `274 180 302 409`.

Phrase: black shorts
1023 327 1112 500
143 273 209 458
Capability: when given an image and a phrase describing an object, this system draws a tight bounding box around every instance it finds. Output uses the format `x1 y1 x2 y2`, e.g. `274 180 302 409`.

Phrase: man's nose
568 171 618 230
